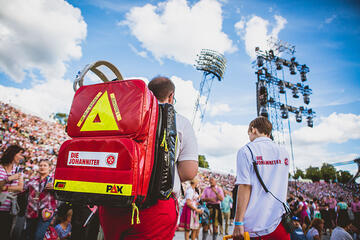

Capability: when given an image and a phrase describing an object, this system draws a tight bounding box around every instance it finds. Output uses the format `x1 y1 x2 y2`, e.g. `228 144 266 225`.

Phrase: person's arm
177 160 198 182
232 148 252 240
233 184 252 239
8 175 24 192
0 173 21 191
186 199 202 214
177 117 198 182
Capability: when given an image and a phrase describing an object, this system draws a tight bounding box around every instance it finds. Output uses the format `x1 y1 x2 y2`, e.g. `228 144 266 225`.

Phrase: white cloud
235 15 287 59
197 121 248 157
208 103 231 116
171 75 199 120
292 113 360 145
119 0 236 65
282 113 360 175
0 78 74 120
0 0 87 82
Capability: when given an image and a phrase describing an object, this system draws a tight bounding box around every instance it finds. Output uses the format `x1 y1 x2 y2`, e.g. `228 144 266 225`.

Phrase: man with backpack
232 117 290 239
99 76 198 239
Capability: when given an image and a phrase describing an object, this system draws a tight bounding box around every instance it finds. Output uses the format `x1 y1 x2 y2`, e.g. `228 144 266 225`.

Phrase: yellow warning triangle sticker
80 91 119 131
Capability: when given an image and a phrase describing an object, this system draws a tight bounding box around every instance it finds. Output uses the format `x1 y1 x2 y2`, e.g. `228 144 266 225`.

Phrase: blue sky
0 0 359 178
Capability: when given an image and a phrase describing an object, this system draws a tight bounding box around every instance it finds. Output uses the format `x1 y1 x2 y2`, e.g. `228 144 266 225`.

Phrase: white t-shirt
330 227 353 240
306 228 319 240
173 114 198 196
235 137 289 237
185 187 195 200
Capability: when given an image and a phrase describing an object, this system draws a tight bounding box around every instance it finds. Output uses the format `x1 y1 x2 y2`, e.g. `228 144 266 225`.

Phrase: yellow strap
131 203 140 225
160 129 168 152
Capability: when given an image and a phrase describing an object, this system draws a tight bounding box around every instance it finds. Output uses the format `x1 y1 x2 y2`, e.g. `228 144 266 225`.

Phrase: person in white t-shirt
330 215 353 240
99 76 198 240
233 117 290 239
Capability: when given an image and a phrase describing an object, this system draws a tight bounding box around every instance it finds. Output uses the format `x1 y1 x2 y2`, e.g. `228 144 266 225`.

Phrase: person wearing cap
233 117 290 239
290 216 306 240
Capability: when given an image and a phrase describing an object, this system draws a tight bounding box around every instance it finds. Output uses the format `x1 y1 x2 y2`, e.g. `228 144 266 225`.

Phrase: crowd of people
287 181 360 240
290 181 359 206
178 172 236 240
1 99 360 240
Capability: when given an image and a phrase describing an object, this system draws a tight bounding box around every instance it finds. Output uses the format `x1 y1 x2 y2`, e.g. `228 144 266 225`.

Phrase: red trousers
252 222 290 240
99 198 178 240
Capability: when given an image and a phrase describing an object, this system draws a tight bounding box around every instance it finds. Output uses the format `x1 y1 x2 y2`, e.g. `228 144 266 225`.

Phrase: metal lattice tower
255 41 315 142
192 49 226 124
254 39 315 174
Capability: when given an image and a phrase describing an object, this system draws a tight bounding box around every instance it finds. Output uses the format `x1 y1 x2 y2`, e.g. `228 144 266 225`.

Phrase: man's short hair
148 76 175 102
248 117 272 136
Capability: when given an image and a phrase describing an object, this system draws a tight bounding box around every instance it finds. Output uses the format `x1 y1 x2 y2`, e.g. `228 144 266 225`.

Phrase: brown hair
148 76 175 102
306 218 324 234
248 117 272 136
0 145 24 166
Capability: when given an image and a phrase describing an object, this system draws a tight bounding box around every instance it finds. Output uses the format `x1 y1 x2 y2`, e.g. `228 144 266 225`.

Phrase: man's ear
251 127 258 135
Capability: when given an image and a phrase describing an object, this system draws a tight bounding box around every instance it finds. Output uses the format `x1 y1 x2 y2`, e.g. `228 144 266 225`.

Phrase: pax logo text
106 185 123 194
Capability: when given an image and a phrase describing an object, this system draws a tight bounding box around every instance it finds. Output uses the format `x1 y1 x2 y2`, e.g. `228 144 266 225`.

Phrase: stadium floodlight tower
192 49 226 125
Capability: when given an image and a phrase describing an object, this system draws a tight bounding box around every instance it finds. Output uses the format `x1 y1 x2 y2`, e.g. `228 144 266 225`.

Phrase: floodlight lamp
292 87 299 98
276 58 283 70
278 81 285 94
307 117 313 128
290 64 296 75
281 107 289 119
279 85 285 94
295 111 302 123
259 106 268 118
301 72 307 82
269 50 275 59
283 60 290 67
304 94 310 105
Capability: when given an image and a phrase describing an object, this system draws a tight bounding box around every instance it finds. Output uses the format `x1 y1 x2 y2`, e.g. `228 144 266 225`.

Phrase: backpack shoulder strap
246 145 269 193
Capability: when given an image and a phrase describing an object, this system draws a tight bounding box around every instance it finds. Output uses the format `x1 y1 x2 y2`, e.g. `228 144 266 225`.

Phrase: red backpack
54 61 177 218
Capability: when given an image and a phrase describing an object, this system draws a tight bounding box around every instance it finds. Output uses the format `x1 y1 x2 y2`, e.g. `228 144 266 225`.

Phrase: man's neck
253 134 269 141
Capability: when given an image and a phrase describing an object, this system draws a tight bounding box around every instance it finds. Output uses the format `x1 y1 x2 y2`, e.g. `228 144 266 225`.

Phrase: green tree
51 112 68 125
293 168 305 180
305 166 321 182
336 170 353 184
320 163 337 183
198 155 209 169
